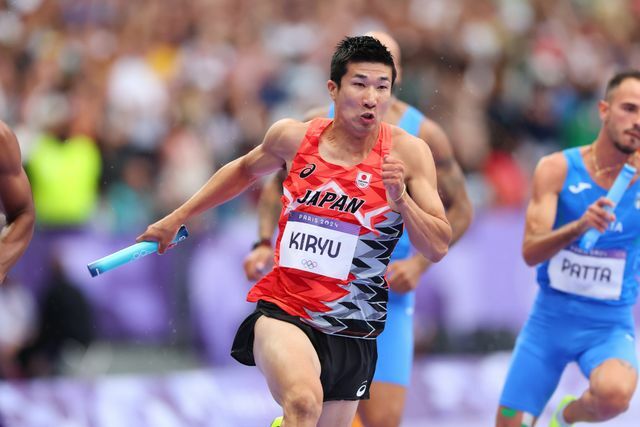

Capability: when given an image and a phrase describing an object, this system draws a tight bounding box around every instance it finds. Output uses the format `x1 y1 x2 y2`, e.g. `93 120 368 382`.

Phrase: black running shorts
231 300 377 401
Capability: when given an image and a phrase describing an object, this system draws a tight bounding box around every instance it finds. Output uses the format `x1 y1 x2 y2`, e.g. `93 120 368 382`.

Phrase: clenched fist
382 155 407 202
578 197 616 234
137 213 183 254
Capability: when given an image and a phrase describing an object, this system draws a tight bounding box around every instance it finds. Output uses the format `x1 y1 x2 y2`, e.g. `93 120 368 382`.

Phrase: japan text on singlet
537 147 640 305
247 118 404 339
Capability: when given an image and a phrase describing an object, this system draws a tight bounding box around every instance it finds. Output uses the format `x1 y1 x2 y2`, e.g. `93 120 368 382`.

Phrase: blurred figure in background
496 71 640 427
0 120 35 284
20 256 95 377
105 153 156 235
0 276 37 379
26 92 102 230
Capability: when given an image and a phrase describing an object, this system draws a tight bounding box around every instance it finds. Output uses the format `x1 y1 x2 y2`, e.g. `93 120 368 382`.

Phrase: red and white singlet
247 118 404 339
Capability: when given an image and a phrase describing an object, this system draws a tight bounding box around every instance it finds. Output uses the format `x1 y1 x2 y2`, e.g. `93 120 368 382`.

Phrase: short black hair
330 36 396 88
605 70 640 100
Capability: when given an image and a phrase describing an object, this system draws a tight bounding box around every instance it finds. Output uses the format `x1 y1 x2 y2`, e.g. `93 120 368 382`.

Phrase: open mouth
627 130 640 139
360 112 375 121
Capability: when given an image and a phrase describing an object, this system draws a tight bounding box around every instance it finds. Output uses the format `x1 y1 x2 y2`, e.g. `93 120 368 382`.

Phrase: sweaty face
330 62 393 134
603 78 640 154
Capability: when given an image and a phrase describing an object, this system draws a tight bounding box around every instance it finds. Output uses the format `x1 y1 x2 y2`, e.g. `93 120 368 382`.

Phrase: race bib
279 211 360 280
548 246 626 300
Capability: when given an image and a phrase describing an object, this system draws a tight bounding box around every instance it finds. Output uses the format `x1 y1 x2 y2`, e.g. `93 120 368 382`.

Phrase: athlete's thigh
253 315 322 405
358 381 406 427
578 326 639 379
317 400 359 427
499 317 569 417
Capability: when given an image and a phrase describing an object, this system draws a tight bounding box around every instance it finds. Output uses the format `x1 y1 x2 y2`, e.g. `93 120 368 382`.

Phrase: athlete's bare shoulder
389 123 422 150
0 121 21 175
269 118 309 144
532 150 568 194
418 119 455 165
263 118 310 162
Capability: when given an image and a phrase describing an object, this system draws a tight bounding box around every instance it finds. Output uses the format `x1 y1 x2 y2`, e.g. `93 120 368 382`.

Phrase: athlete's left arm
388 135 452 263
386 121 472 292
420 119 472 244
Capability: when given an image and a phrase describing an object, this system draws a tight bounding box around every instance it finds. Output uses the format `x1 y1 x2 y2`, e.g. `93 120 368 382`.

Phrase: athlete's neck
321 121 379 165
591 138 638 175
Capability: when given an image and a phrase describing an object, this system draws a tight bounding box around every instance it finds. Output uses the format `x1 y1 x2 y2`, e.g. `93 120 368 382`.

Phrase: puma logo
568 182 592 194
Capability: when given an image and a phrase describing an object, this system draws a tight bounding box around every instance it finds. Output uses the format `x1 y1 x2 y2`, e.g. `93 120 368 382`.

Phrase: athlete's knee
591 381 634 419
359 403 402 427
282 386 323 421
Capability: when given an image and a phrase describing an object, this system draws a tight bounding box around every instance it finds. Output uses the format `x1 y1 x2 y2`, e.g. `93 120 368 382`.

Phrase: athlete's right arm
522 153 614 266
243 108 330 280
138 119 303 252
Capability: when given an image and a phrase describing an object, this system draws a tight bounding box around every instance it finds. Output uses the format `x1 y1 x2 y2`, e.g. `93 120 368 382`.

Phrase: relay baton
579 163 636 251
87 225 189 277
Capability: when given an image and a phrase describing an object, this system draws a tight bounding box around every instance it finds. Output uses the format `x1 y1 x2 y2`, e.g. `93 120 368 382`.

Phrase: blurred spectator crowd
2 0 640 378
2 0 640 229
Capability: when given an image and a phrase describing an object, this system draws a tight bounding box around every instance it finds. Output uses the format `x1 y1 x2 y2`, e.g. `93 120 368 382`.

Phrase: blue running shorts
499 291 638 416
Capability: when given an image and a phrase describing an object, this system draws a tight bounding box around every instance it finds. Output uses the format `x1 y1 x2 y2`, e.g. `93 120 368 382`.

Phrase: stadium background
1 0 640 425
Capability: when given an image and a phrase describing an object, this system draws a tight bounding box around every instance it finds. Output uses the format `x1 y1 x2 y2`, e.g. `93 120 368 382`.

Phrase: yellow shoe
270 416 283 427
550 395 577 427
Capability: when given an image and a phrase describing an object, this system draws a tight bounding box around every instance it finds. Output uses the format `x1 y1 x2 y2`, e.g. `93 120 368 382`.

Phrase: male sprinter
0 120 35 285
139 36 451 427
244 32 472 427
496 70 640 426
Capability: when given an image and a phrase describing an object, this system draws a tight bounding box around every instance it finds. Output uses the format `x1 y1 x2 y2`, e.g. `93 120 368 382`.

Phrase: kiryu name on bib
548 246 626 300
279 211 360 280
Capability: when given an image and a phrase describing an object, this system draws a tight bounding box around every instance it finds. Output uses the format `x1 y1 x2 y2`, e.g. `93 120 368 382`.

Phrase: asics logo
568 182 592 194
301 259 318 269
299 164 316 179
356 382 367 397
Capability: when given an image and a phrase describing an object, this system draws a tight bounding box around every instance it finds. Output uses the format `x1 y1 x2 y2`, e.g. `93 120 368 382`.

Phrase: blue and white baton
87 225 189 277
579 163 636 251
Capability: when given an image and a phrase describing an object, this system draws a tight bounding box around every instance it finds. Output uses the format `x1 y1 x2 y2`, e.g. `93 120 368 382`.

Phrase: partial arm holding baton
579 164 636 251
87 225 189 277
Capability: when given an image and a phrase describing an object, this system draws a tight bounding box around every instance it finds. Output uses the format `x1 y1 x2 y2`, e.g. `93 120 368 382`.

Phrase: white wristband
391 183 407 203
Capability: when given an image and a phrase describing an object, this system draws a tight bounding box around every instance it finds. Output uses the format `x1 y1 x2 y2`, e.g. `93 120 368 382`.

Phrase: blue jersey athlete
244 32 472 427
496 70 640 427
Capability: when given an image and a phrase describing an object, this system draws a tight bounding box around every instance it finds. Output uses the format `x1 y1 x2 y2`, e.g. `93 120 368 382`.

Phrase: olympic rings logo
301 259 318 269
133 250 149 259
